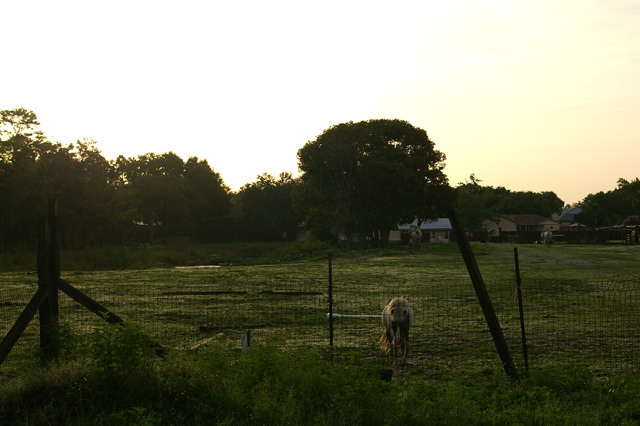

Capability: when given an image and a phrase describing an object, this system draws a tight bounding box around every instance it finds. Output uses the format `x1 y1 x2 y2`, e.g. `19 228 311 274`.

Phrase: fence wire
2 269 639 380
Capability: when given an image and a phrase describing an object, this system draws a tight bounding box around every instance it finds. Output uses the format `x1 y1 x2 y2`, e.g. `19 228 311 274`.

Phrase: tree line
454 175 640 231
1 108 638 251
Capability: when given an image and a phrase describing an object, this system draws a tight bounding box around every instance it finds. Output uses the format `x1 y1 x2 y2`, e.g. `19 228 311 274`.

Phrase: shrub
89 319 158 378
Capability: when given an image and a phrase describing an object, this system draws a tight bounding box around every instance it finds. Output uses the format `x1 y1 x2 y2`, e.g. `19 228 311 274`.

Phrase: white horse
542 230 553 247
409 225 422 251
378 297 414 366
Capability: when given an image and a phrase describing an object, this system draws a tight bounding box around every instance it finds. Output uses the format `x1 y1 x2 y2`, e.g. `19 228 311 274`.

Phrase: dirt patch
175 265 221 269
543 259 596 265
331 253 380 262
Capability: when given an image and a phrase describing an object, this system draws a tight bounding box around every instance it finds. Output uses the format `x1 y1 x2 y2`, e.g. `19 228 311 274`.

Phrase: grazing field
2 242 640 381
2 242 640 424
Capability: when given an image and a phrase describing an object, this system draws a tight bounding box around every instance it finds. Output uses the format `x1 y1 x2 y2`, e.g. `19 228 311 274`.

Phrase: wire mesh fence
1 266 639 380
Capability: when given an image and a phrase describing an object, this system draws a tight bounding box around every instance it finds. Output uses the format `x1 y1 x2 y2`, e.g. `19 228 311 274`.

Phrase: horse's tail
378 331 392 354
379 300 392 353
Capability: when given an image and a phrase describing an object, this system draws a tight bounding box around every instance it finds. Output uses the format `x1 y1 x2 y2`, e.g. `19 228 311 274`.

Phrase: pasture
2 241 640 382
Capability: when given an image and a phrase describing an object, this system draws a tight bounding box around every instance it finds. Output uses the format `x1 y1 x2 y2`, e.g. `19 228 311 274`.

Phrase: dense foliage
577 178 640 227
3 107 639 251
454 174 640 231
454 174 565 230
236 173 301 241
295 119 455 246
0 108 232 250
113 152 231 242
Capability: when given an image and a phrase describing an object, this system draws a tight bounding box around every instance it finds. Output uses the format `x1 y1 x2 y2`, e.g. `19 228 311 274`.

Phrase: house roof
398 218 452 231
557 207 583 224
500 214 559 225
500 214 545 225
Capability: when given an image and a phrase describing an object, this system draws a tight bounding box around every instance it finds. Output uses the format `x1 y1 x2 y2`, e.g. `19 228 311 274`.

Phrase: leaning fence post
448 208 518 379
328 253 334 346
514 248 529 373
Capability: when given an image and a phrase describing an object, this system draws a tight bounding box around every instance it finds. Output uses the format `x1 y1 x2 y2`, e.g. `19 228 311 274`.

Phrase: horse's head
389 303 410 344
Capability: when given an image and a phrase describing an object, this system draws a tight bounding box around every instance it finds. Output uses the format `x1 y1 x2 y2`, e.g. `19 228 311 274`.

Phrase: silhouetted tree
295 119 454 246
237 173 299 241
578 178 640 227
114 152 230 241
455 174 564 230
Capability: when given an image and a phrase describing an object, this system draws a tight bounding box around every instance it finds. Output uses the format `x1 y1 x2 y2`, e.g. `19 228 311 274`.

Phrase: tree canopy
236 173 300 241
0 108 231 250
295 119 455 246
3 107 638 251
454 174 565 230
113 152 231 241
578 178 640 227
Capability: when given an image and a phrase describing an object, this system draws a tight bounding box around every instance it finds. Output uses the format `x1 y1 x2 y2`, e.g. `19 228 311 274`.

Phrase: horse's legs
401 334 409 365
385 329 396 364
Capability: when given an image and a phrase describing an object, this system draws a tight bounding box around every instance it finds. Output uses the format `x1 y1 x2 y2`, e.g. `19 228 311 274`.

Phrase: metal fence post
514 247 529 373
328 253 334 346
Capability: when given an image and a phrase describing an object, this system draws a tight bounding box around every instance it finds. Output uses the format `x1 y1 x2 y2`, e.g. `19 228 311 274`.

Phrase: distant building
553 207 585 230
482 214 560 236
395 218 452 243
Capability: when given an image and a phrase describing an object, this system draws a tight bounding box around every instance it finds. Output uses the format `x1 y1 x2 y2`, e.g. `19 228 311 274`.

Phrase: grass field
2 241 640 379
2 241 640 424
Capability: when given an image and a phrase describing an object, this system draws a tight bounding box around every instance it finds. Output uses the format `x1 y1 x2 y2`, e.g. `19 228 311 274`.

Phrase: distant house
553 207 585 230
394 218 452 243
482 214 560 236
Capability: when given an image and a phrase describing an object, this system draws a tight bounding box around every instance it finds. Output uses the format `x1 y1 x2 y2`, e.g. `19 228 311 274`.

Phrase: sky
3 0 639 205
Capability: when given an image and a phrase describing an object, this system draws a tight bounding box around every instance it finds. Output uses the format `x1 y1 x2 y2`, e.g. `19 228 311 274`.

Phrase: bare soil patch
543 259 596 265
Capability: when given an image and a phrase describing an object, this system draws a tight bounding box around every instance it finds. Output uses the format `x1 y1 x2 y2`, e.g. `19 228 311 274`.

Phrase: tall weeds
2 326 640 425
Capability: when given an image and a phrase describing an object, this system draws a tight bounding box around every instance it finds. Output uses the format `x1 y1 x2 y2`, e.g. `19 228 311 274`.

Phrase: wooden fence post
37 199 60 364
448 208 518 379
1 200 138 368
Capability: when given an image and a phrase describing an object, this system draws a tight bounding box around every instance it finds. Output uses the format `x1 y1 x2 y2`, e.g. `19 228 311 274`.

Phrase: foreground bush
1 326 640 425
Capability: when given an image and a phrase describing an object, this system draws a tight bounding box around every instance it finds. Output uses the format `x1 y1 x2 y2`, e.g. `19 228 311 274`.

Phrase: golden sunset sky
3 1 639 204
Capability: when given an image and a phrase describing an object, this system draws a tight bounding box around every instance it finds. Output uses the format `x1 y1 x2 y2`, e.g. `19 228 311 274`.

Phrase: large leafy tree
183 157 231 239
578 178 640 227
295 119 454 246
237 172 299 241
114 152 231 241
1 108 233 249
0 108 43 140
1 108 128 249
0 108 49 249
495 190 564 218
38 139 127 247
454 174 504 231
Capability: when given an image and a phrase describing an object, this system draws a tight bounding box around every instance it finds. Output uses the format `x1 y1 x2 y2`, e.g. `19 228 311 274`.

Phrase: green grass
1 336 640 425
0 240 338 271
2 241 640 424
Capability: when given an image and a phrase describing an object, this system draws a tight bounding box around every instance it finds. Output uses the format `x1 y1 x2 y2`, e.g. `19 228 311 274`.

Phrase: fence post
37 199 60 364
514 247 529 373
448 208 518 379
328 253 334 346
241 330 252 354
